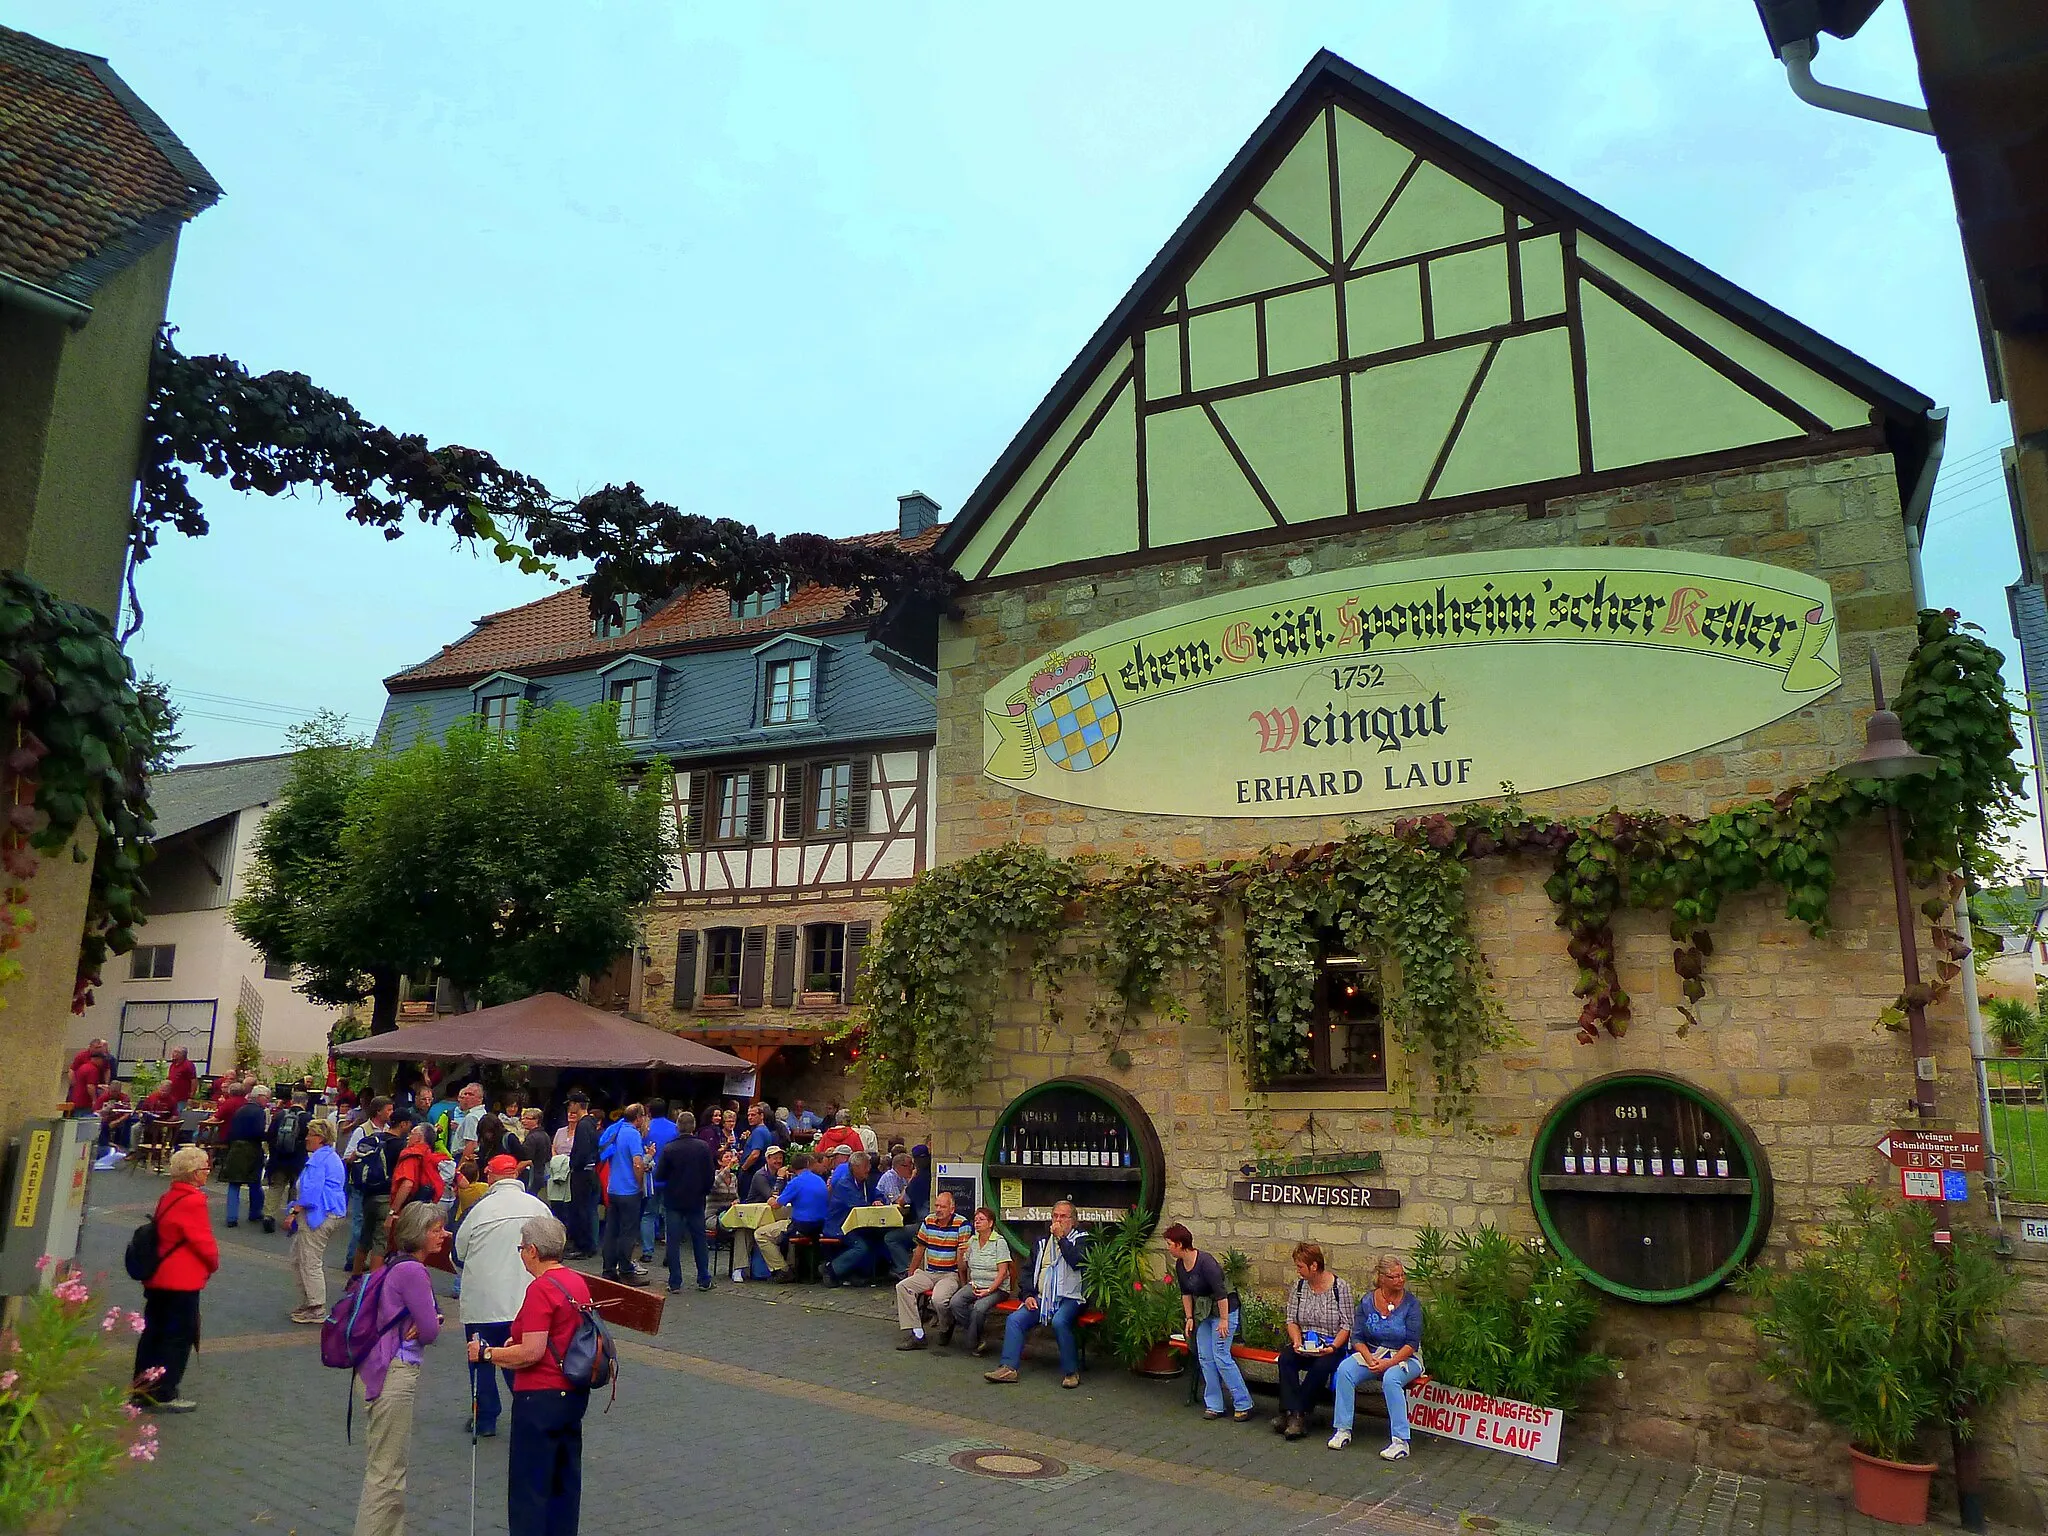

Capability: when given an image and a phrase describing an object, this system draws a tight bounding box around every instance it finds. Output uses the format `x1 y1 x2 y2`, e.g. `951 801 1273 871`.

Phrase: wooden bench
1167 1336 1427 1409
985 1297 1108 1368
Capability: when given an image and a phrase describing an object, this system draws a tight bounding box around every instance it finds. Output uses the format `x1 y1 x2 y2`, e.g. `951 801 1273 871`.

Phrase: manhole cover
947 1447 1071 1480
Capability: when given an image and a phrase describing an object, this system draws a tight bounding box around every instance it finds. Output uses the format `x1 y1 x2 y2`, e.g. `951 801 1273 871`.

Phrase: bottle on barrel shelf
1001 1128 1014 1165
1563 1131 1582 1175
1649 1137 1664 1177
1631 1136 1646 1177
1715 1142 1730 1178
1096 1129 1110 1168
1120 1126 1135 1168
1596 1137 1613 1176
1694 1132 1711 1179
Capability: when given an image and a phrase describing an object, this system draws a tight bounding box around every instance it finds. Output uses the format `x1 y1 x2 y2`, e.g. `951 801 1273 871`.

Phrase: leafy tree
233 704 672 1032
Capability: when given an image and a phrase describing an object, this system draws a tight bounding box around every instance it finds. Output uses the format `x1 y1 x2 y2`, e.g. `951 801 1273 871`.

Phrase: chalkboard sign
983 1076 1164 1253
1527 1071 1772 1304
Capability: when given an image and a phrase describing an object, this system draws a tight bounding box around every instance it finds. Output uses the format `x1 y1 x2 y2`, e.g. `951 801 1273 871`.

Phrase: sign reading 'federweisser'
980 549 1839 818
1230 1178 1401 1209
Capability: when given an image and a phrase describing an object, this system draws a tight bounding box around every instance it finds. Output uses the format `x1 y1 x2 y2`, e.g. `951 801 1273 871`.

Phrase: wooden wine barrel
1527 1071 1773 1304
981 1076 1165 1252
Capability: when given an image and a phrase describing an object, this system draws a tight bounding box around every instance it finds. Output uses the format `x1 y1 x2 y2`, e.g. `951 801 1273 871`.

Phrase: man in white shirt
453 1153 551 1437
448 1083 487 1165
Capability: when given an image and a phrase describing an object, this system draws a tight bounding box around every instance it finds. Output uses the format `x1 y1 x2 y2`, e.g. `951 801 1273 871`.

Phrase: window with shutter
672 931 699 1009
738 925 768 1007
703 928 743 997
770 926 797 1007
746 767 769 842
848 757 872 833
684 772 709 847
842 921 871 1005
781 763 807 841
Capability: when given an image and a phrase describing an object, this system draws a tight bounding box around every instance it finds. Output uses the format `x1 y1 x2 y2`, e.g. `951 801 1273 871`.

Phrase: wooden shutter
847 756 872 833
842 920 871 1005
770 925 798 1007
746 767 769 842
683 771 708 848
738 925 768 1007
781 763 807 841
672 930 699 1009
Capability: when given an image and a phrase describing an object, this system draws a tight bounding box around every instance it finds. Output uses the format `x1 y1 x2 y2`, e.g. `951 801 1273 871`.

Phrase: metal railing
1975 1054 2048 1222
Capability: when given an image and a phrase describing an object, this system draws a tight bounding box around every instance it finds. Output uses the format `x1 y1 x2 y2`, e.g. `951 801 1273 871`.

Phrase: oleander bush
1409 1223 1613 1409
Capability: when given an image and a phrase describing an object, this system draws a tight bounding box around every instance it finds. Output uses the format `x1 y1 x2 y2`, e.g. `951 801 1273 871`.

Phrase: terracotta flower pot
1849 1447 1937 1525
1133 1340 1184 1378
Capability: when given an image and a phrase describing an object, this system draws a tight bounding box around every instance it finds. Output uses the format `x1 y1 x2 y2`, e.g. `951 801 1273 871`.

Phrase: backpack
351 1131 396 1196
321 1257 418 1441
274 1106 307 1157
542 1272 619 1407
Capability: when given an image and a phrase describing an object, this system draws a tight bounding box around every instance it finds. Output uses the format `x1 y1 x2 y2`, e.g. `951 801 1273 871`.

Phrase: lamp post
1834 650 1983 1533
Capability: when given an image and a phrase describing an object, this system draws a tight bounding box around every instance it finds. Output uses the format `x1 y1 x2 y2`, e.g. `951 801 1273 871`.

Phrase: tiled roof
0 25 220 308
386 524 945 688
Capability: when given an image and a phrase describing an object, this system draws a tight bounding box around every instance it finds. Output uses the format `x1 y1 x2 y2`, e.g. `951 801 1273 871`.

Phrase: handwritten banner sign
980 549 1839 818
1230 1178 1401 1210
1407 1381 1564 1463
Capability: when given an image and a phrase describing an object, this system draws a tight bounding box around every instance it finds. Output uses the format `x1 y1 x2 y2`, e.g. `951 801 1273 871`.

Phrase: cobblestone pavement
62 1169 1920 1536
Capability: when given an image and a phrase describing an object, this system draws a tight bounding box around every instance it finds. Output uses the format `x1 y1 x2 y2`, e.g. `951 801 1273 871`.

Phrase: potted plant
800 973 841 1007
1739 1186 2027 1526
1985 996 2038 1057
1081 1210 1181 1376
701 976 737 1009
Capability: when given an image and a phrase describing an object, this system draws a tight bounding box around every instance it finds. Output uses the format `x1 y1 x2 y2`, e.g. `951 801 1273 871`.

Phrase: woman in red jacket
132 1145 220 1413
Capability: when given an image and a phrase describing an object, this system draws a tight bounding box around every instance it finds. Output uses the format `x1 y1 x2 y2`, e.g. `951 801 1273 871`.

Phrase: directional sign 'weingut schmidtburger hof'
979 549 1840 818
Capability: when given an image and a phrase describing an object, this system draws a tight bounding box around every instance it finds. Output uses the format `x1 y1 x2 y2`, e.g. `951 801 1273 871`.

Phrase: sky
29 2 2032 854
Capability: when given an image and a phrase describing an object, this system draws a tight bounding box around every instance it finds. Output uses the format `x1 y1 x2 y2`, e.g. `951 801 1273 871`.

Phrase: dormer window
479 694 518 736
609 677 654 739
731 581 789 620
593 595 646 638
764 657 813 724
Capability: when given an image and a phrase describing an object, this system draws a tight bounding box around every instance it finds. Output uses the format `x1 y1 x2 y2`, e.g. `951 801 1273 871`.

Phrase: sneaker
732 1268 745 1282
627 1265 650 1282
973 1339 991 1357
667 1285 685 1295
896 1330 926 1351
1380 1439 1410 1461
1060 1374 1080 1389
154 1398 199 1414
224 1220 238 1229
696 1281 713 1292
1284 1413 1305 1441
935 1328 953 1348
1327 1429 1352 1451
983 1366 1019 1384
289 1309 323 1325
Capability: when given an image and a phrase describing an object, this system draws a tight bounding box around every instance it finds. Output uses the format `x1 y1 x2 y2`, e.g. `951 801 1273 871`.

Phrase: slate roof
0 25 220 309
386 524 945 689
148 753 293 841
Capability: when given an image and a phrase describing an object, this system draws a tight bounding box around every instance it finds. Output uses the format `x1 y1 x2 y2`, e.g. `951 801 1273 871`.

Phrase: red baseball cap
486 1154 521 1178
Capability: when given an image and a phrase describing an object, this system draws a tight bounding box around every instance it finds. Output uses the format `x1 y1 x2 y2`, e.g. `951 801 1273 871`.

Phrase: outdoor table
838 1205 903 1232
722 1202 774 1229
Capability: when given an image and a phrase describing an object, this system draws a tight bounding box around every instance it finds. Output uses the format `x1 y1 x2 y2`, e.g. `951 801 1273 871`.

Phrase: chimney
897 490 941 540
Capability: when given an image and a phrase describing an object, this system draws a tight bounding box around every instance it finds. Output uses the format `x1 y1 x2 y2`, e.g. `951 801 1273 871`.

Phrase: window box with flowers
800 973 841 1009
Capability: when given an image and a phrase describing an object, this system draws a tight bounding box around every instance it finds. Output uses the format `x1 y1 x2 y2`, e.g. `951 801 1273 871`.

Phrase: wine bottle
1693 1134 1710 1179
1563 1132 1579 1175
1596 1138 1612 1176
1095 1129 1109 1168
1121 1127 1134 1168
1649 1137 1664 1177
1631 1136 1646 1177
1715 1144 1730 1178
999 1128 1012 1165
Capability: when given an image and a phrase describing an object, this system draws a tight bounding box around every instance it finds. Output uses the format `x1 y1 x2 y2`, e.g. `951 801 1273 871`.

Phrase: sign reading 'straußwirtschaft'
980 548 1839 818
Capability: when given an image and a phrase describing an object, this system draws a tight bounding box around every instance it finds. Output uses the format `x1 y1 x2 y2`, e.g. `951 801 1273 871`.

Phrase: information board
1406 1381 1563 1464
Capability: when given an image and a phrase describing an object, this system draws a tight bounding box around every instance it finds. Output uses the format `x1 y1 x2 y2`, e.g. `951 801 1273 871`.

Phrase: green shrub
1080 1211 1179 1367
1738 1185 2029 1462
1237 1289 1287 1351
1408 1223 1613 1408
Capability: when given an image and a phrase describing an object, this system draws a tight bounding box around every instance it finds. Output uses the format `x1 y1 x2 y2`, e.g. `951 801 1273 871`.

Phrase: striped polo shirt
917 1211 970 1270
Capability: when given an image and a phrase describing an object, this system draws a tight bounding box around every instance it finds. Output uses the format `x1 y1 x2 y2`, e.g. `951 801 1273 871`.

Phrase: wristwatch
481 1346 493 1363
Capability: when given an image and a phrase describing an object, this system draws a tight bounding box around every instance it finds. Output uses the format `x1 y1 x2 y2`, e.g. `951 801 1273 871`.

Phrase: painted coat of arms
984 652 1120 780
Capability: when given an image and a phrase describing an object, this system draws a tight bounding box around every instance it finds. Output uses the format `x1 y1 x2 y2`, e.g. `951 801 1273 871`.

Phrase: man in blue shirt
791 1099 821 1135
986 1200 1090 1388
597 1104 648 1284
755 1149 830 1279
823 1150 885 1286
737 1102 776 1187
640 1098 680 1265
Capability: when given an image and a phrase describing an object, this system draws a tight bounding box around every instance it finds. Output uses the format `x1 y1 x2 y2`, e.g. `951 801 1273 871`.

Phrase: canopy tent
332 991 752 1073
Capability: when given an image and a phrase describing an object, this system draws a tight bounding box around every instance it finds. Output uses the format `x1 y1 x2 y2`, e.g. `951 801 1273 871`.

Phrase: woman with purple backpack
349 1200 444 1536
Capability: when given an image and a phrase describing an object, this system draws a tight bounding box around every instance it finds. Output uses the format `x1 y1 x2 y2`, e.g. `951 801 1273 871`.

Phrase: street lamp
1835 652 1938 1119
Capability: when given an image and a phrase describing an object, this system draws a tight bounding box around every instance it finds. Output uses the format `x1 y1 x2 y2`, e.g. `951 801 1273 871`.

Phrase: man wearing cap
454 1153 551 1437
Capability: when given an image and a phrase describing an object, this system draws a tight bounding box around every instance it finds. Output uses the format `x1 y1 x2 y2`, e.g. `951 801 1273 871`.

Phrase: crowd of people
110 1067 1426 1535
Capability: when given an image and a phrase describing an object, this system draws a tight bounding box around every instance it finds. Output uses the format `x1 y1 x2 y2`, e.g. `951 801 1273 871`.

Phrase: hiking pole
468 1356 479 1536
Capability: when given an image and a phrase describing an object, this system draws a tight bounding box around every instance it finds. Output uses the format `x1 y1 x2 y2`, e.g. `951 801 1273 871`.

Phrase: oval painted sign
979 548 1839 818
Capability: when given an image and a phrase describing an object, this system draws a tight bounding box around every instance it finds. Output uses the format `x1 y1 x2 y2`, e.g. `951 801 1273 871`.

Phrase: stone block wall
921 445 2047 1523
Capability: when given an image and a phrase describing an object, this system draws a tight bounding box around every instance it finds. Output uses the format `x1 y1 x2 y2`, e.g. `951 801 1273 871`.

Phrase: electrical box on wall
0 1118 97 1295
